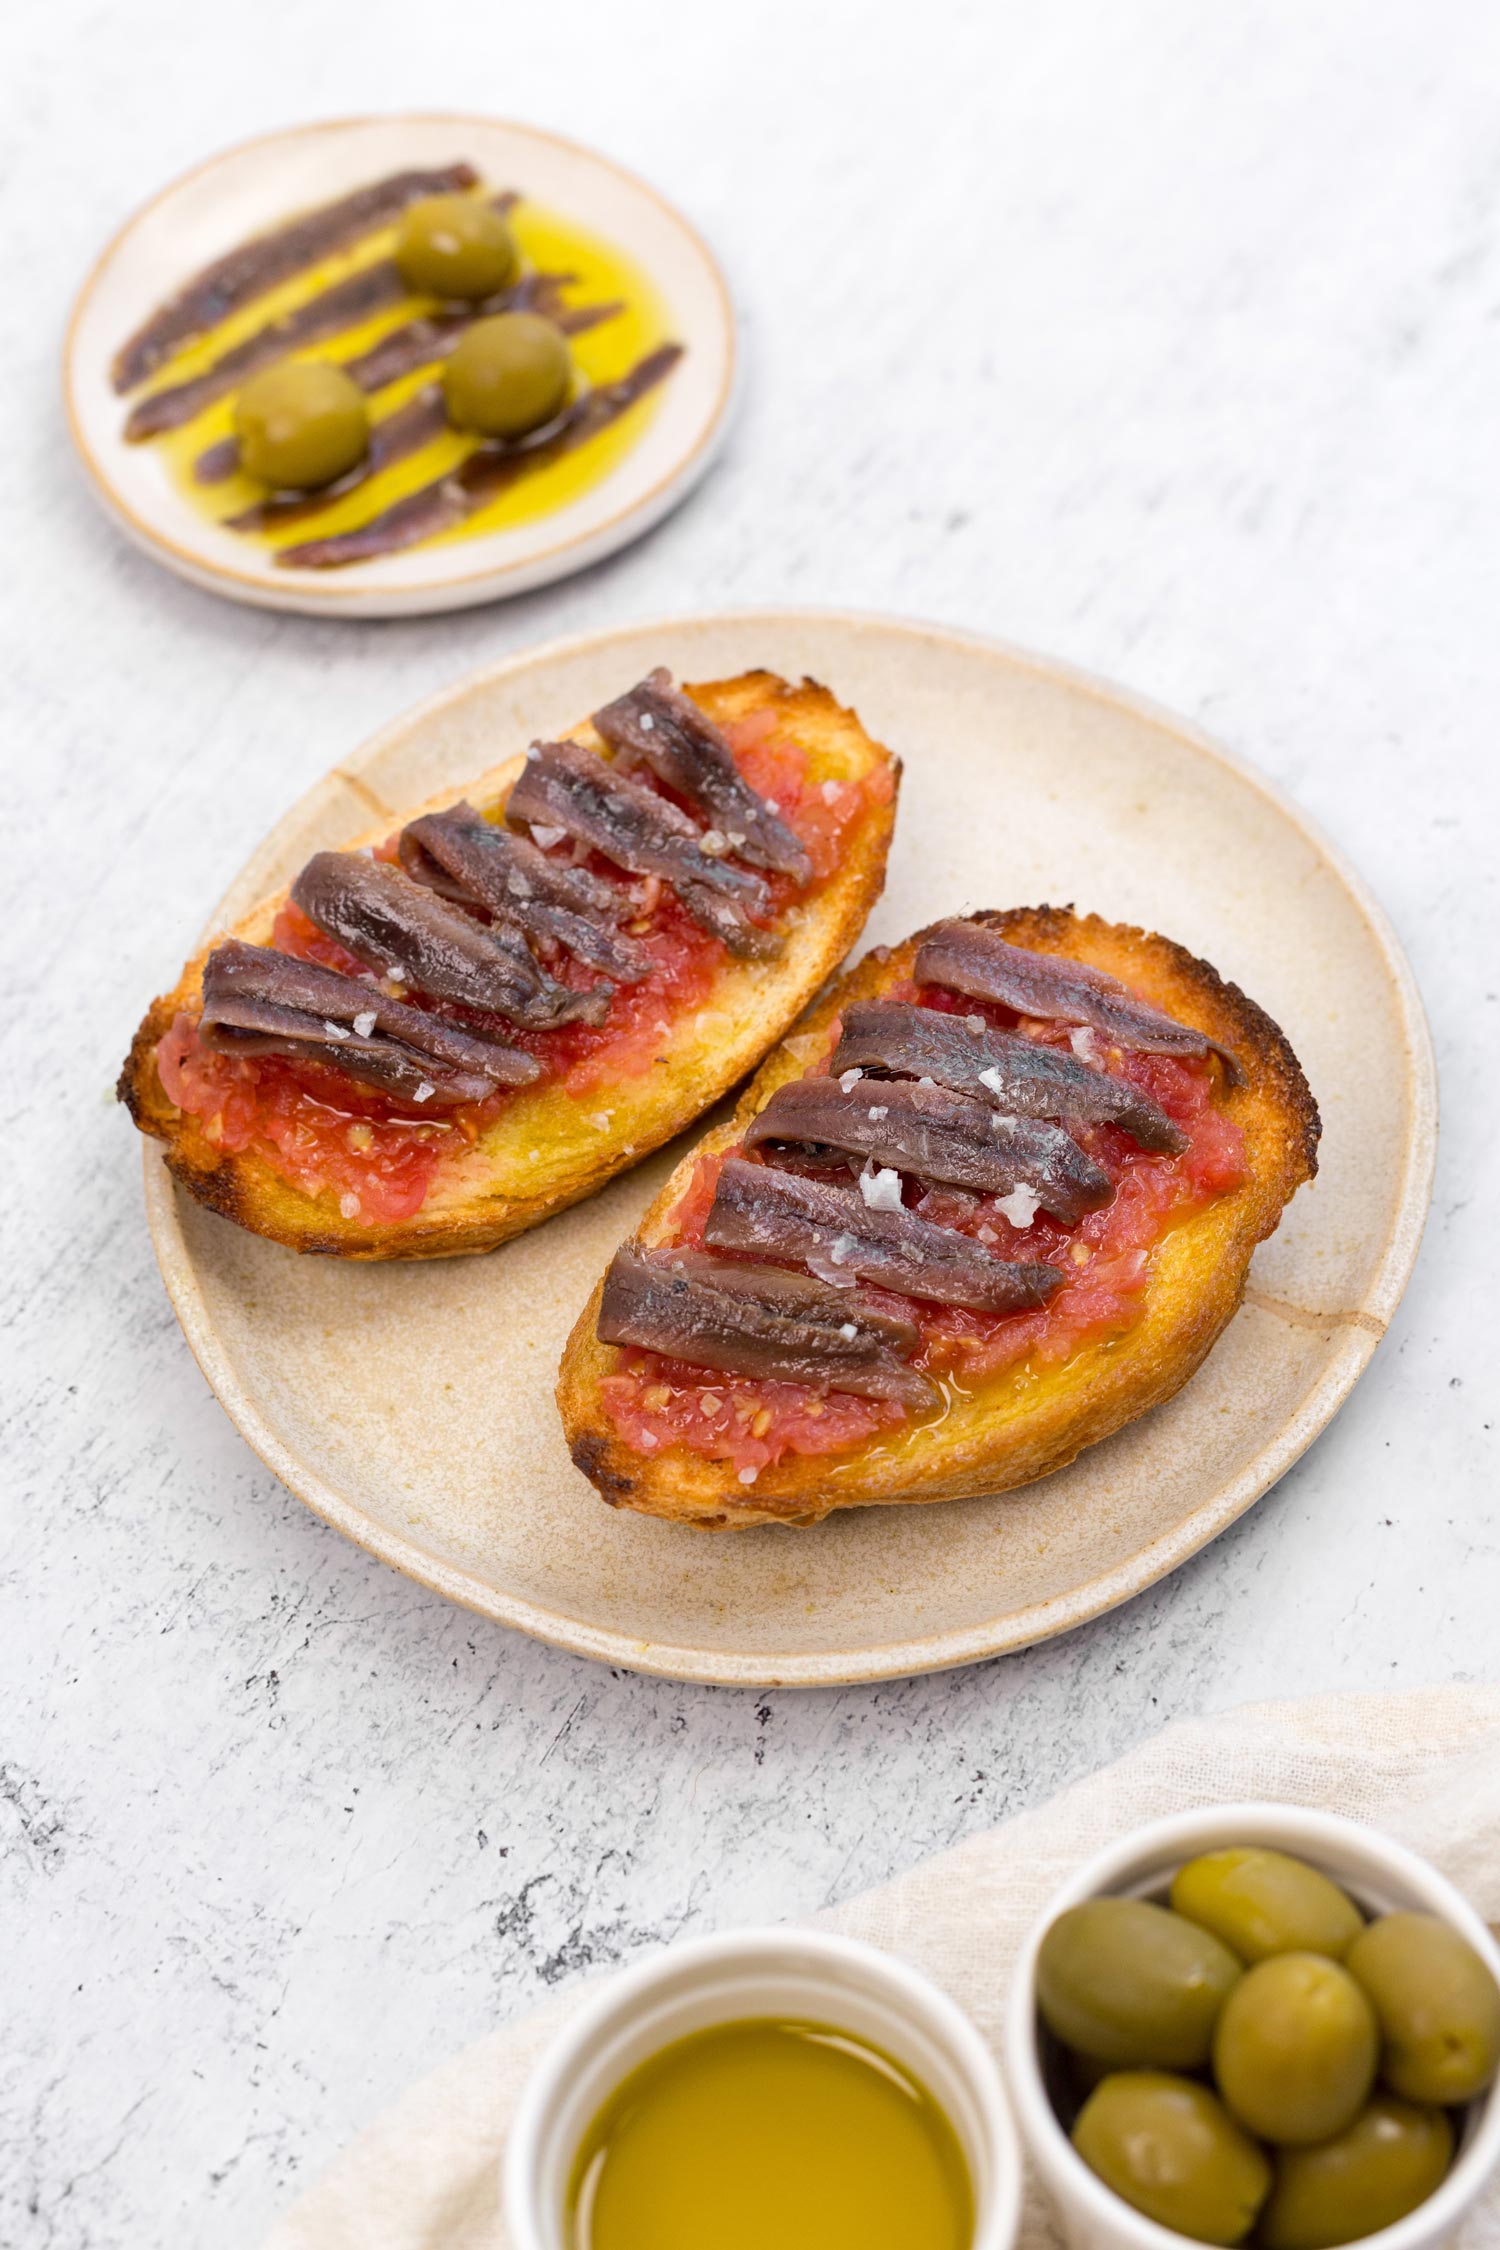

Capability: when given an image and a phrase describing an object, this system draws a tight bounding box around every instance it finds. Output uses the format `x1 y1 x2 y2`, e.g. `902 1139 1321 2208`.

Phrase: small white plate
63 114 736 617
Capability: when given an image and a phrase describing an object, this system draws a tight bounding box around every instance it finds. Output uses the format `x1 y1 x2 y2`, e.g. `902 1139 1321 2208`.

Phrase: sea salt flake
978 1066 1005 1098
764 798 780 814
966 1015 986 1034
839 1067 863 1093
639 712 655 731
589 1112 612 1131
1069 1027 1099 1062
352 1011 377 1038
737 1465 759 1486
322 1020 349 1040
699 828 729 855
867 1105 888 1121
996 1183 1041 1229
838 1322 858 1341
829 1231 859 1266
530 824 566 850
859 1166 905 1213
339 1193 360 1220
414 1081 435 1104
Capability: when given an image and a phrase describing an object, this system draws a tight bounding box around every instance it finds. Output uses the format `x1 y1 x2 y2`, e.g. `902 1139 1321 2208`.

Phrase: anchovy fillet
743 1076 1114 1222
274 343 685 570
112 163 482 393
915 921 1244 1083
198 939 538 1104
832 1002 1188 1154
193 276 610 487
400 803 651 983
290 852 607 1028
506 738 780 961
599 1245 936 1407
592 669 812 882
705 1159 1064 1312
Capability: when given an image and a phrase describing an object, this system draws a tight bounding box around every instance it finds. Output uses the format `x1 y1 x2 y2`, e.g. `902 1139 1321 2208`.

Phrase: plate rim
142 606 1438 1686
63 111 738 617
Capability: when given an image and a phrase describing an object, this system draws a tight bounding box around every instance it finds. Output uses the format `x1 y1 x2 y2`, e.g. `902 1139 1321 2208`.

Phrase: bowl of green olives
1004 1806 1500 2250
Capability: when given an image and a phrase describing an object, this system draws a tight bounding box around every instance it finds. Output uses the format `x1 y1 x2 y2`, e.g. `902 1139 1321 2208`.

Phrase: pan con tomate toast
558 908 1320 1526
120 669 898 1256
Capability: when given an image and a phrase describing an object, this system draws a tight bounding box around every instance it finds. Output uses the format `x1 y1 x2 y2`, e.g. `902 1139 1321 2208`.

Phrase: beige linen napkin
265 1686 1500 2249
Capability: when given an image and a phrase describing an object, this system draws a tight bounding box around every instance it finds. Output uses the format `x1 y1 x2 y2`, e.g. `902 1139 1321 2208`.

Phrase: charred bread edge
119 672 900 1259
557 906 1321 1528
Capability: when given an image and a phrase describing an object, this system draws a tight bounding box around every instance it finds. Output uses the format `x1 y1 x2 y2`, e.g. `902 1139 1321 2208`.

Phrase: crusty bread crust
119 672 899 1258
557 907 1321 1527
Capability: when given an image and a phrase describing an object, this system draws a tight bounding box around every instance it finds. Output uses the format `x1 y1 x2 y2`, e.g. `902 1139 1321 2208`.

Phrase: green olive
395 194 518 300
1072 2072 1271 2245
1213 1954 1378 2144
441 312 572 440
1259 2096 1454 2250
1347 1912 1500 2105
233 361 369 490
1037 1898 1242 2068
1171 1849 1364 1965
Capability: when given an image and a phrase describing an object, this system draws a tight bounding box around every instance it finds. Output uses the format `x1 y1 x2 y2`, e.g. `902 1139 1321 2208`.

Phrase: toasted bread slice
558 907 1320 1526
120 671 899 1257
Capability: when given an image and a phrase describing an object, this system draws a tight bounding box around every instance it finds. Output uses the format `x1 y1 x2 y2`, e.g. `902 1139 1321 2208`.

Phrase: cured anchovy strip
112 162 480 392
743 1077 1114 1222
400 803 651 983
916 921 1244 1083
276 342 684 570
598 1245 937 1408
592 669 813 882
125 263 411 439
198 939 538 1104
191 276 608 486
219 304 624 528
506 737 780 961
291 852 608 1028
831 1002 1188 1155
224 383 446 528
704 1158 1064 1314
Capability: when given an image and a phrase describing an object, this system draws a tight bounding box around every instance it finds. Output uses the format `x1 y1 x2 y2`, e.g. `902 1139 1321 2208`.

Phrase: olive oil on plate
567 2018 974 2250
149 199 672 558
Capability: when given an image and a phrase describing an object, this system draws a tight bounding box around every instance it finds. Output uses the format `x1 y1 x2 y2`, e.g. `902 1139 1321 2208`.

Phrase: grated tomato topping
154 716 886 1223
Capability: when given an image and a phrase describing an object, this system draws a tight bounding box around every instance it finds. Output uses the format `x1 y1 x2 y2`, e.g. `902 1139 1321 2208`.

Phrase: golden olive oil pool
148 199 672 557
567 2017 974 2250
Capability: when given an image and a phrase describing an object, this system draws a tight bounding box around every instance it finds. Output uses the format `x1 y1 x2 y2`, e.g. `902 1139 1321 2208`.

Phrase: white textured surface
2 2 1496 2244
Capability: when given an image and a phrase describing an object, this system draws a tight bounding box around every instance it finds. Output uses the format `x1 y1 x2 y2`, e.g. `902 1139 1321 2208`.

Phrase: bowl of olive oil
505 1928 1021 2250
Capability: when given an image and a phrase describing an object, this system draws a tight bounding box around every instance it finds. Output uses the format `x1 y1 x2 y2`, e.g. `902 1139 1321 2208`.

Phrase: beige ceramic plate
64 115 735 617
142 613 1435 1685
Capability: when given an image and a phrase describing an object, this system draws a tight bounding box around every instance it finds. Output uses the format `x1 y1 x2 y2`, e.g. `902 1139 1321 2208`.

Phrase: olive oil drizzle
276 343 682 569
111 160 478 390
115 174 681 566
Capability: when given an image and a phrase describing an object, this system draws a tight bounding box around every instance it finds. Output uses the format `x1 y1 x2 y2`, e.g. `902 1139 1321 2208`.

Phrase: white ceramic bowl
1004 1804 1500 2250
505 1925 1022 2249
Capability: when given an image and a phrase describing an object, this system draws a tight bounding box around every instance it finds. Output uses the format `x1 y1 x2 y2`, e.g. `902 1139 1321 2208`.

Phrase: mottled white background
3 1 1498 2242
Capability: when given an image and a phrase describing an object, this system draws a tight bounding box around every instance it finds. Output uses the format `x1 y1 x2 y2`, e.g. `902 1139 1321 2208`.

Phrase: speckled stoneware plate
141 613 1435 1685
64 116 735 617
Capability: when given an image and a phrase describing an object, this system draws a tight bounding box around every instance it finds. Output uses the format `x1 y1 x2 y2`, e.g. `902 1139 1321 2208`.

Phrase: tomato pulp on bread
599 978 1246 1477
154 715 893 1223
